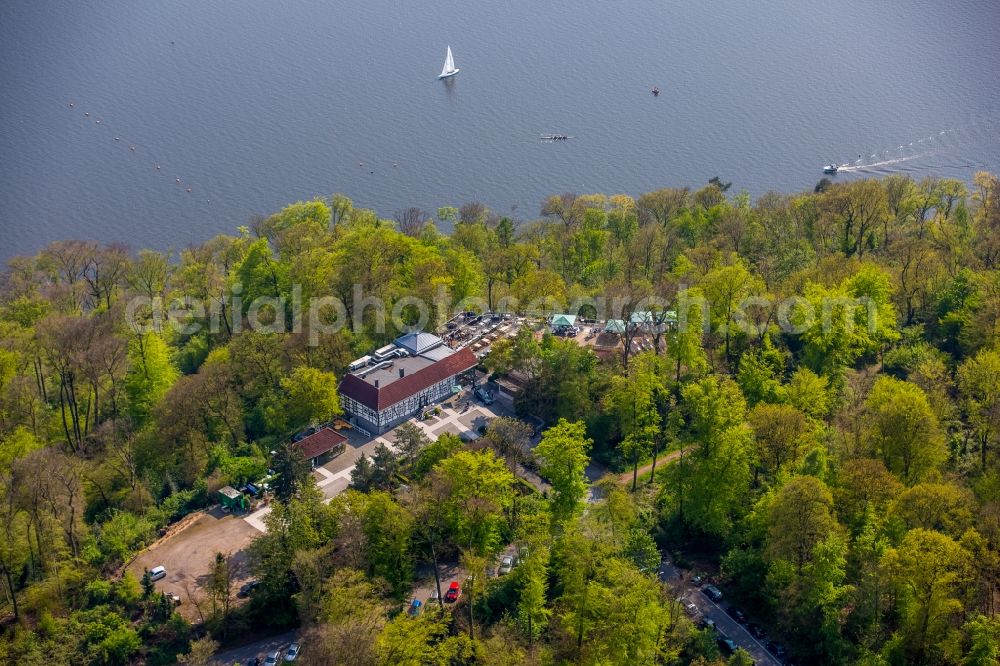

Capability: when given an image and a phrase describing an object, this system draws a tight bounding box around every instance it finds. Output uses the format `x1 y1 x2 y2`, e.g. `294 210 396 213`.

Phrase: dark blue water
2 0 999 261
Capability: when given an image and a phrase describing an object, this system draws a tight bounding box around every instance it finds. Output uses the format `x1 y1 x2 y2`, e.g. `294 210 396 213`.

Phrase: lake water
2 0 999 261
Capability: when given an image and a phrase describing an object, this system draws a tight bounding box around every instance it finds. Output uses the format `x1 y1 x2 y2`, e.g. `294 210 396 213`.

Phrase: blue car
701 584 723 602
408 599 422 616
717 636 737 655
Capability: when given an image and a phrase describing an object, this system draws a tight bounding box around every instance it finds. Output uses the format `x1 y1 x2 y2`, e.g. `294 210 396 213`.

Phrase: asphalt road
658 559 781 666
211 629 298 666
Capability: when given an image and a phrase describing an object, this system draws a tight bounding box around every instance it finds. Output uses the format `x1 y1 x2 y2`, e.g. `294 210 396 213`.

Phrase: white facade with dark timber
339 332 478 433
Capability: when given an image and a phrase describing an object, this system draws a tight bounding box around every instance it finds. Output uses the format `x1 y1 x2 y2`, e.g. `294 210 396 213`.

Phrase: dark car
747 622 766 639
444 581 461 602
727 606 748 624
474 387 495 405
701 584 723 602
767 641 787 658
238 580 260 598
699 618 716 632
717 636 737 655
690 574 704 586
247 658 261 666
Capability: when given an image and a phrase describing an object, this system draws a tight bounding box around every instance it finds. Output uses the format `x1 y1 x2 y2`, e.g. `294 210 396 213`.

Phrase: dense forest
2 171 1000 665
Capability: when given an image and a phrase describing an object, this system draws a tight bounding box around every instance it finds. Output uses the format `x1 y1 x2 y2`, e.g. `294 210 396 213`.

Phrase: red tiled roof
294 428 348 461
340 347 478 412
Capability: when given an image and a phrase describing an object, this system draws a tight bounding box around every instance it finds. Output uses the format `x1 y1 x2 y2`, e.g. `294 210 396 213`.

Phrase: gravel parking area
128 507 258 620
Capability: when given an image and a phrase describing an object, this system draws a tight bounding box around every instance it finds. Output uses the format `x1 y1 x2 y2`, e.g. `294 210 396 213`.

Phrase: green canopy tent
549 313 577 328
604 319 626 334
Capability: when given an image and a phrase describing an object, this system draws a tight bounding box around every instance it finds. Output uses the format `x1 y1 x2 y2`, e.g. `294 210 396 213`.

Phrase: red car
444 581 461 602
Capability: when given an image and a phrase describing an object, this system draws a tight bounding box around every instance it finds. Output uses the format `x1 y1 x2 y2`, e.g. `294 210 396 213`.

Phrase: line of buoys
74 101 215 200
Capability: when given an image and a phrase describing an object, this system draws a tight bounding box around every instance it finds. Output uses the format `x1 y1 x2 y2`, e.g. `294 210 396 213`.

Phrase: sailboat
438 45 459 79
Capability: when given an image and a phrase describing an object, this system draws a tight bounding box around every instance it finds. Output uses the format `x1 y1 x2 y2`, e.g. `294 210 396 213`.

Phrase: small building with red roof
293 427 348 468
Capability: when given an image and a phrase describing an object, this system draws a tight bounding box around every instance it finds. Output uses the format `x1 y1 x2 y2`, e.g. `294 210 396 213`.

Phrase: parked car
766 641 787 658
263 651 281 666
149 566 166 582
247 658 261 666
408 599 423 616
498 555 514 575
747 622 766 639
727 606 748 624
283 643 300 662
474 387 494 405
699 618 716 632
166 592 181 606
717 636 738 655
690 574 704 586
701 584 723 602
444 581 461 602
677 597 698 617
238 581 260 598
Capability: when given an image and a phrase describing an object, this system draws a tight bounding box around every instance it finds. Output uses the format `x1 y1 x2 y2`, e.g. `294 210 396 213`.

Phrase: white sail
439 46 459 78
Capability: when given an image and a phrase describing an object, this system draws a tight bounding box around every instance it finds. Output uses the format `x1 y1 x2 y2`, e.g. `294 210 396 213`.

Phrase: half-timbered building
339 332 478 434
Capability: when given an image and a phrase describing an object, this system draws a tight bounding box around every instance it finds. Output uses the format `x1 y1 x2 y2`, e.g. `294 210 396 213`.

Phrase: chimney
374 379 379 389
399 368 405 378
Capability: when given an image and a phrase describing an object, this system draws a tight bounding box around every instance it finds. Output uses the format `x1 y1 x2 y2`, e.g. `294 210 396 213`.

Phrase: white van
149 565 166 581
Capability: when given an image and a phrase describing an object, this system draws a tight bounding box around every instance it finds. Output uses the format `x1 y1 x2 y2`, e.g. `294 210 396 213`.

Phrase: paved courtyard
242 382 510 533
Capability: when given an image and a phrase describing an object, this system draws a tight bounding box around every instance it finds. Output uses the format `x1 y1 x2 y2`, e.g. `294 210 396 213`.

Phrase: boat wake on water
824 129 954 175
835 153 925 173
821 110 1000 176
